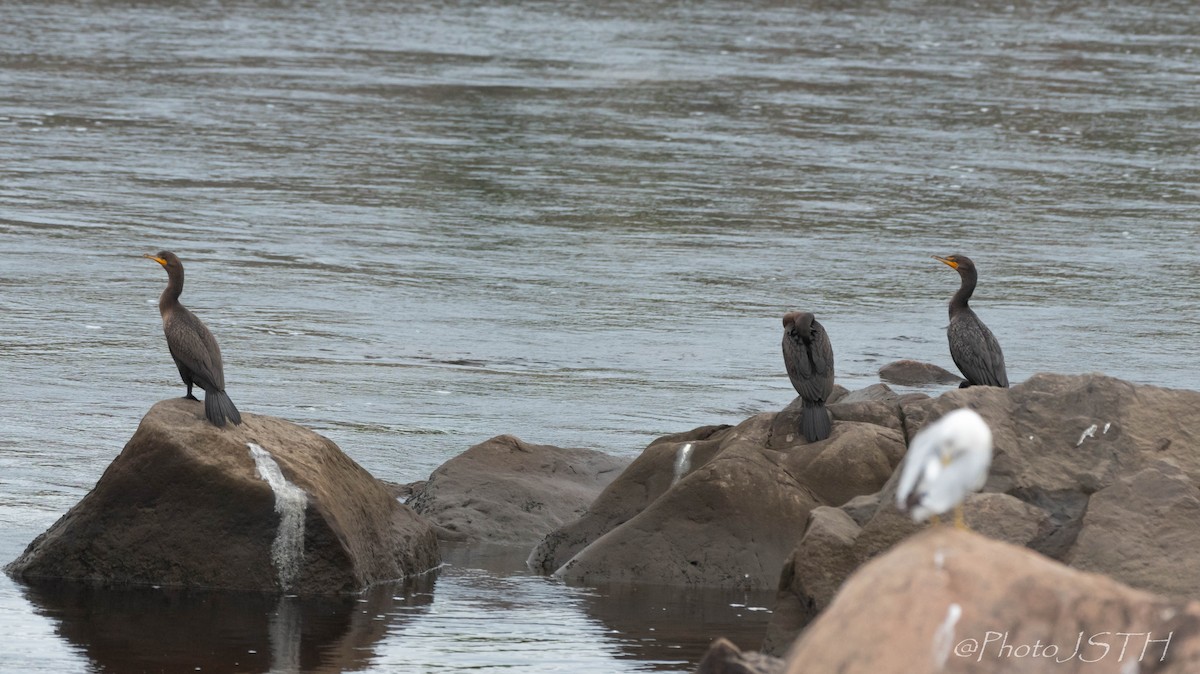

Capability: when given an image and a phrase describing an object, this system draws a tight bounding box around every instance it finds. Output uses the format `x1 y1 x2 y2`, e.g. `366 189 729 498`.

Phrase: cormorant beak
143 253 168 267
932 255 959 270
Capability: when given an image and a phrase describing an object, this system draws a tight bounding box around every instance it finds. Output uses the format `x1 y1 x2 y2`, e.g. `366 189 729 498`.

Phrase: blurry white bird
895 408 993 528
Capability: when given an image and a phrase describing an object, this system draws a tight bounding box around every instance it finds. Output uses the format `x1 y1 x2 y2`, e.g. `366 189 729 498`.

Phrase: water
1 0 1198 671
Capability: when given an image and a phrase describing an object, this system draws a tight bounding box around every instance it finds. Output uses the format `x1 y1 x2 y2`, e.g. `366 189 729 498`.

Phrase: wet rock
696 637 786 674
878 359 963 386
781 528 1200 674
6 398 439 594
764 373 1200 654
406 434 629 546
532 407 904 589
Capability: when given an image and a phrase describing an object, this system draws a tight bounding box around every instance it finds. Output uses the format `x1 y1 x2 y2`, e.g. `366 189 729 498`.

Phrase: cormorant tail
800 400 831 442
204 389 242 427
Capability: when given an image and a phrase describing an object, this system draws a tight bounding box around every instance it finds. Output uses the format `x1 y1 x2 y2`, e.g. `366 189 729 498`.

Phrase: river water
1 1 1198 672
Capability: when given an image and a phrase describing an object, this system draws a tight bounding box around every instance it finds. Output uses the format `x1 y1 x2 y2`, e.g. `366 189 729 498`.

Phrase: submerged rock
764 373 1200 654
696 637 786 674
782 528 1200 674
407 434 629 546
878 359 963 386
6 398 439 594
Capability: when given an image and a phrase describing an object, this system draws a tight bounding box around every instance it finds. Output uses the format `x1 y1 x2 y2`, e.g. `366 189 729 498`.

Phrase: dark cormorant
144 251 242 427
933 254 1009 388
782 311 835 442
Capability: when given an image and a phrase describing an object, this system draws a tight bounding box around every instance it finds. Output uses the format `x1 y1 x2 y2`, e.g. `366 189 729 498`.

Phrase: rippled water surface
2 1 1199 672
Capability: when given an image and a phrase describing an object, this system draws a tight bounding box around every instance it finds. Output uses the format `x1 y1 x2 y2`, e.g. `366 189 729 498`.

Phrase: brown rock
529 424 732 574
536 410 904 588
783 528 1200 674
1067 461 1200 597
765 373 1200 654
763 491 1051 654
406 434 629 546
878 359 964 386
6 398 439 594
696 637 786 674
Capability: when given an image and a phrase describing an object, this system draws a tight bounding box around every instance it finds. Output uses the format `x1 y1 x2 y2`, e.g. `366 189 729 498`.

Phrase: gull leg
953 504 968 530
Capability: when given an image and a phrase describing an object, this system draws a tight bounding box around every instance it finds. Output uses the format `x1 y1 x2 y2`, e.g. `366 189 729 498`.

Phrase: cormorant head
144 250 182 271
933 254 976 276
782 311 817 340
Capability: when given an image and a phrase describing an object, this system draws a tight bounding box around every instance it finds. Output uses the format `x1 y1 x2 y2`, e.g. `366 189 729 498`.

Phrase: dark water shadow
439 541 775 671
579 582 775 671
18 574 435 674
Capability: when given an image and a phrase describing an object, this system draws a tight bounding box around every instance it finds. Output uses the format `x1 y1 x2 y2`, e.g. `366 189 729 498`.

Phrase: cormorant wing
949 313 1008 387
164 309 226 391
783 329 834 401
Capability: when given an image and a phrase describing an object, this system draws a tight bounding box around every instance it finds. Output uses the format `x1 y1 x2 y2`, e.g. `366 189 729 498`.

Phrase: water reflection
582 582 774 672
436 543 773 672
20 576 434 674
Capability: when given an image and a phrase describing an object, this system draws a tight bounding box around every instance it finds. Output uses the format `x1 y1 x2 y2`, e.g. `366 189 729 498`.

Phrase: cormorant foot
184 394 200 401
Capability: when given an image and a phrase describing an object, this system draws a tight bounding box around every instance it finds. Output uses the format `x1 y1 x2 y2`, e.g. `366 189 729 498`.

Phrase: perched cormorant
144 251 242 427
933 254 1009 388
895 408 993 528
782 311 835 442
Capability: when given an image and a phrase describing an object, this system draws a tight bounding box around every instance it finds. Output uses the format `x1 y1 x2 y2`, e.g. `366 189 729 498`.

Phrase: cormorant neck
159 266 184 313
949 269 976 316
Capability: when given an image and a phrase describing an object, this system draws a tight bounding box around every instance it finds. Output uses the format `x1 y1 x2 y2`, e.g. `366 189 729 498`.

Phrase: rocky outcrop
406 434 629 546
529 395 907 589
781 528 1200 674
764 373 1200 654
6 398 439 594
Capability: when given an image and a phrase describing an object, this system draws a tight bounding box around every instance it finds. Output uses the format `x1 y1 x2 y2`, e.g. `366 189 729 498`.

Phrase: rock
834 383 899 404
878 359 963 386
765 373 1200 654
532 408 904 588
763 491 1049 654
529 424 732 575
382 479 425 501
696 637 786 674
6 398 439 594
782 528 1200 674
406 434 629 546
1067 461 1200 597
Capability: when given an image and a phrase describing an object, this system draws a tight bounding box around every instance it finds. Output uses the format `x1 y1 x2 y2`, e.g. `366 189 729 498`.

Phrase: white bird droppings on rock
1077 424 1098 447
932 603 962 670
248 442 308 591
671 443 694 486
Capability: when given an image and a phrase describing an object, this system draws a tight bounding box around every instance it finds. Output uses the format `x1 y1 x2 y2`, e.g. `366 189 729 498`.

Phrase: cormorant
144 251 242 427
933 254 1009 388
782 311 835 442
896 408 993 528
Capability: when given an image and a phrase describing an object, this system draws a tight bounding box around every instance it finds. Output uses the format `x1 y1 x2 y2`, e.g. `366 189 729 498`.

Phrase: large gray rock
764 373 1200 654
406 434 629 546
530 396 906 589
6 398 439 594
